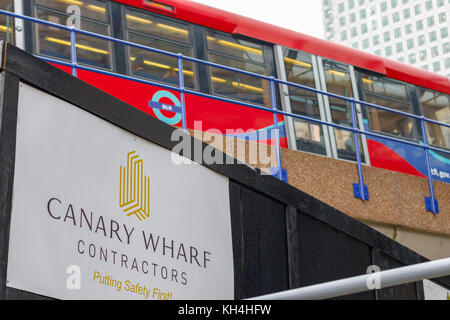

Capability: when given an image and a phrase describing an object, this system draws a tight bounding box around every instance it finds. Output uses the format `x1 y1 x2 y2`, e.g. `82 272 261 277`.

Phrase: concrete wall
367 222 450 260
189 130 450 259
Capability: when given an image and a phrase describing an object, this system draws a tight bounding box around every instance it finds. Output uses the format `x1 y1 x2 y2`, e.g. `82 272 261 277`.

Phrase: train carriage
0 0 448 183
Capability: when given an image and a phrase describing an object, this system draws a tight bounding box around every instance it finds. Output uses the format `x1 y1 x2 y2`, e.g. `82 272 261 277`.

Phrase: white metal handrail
248 257 450 300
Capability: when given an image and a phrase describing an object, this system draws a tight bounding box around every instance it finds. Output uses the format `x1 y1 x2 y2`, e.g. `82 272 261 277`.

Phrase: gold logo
119 151 150 221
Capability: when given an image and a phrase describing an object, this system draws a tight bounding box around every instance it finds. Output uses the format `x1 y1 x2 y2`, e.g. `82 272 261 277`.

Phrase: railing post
70 26 77 77
350 98 368 200
5 4 11 42
269 77 285 182
420 117 439 214
177 53 187 132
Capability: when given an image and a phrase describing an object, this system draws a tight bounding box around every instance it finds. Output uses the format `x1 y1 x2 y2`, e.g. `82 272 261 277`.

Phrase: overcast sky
192 0 325 39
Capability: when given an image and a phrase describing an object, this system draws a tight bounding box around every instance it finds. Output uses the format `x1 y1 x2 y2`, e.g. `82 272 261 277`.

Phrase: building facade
323 0 450 76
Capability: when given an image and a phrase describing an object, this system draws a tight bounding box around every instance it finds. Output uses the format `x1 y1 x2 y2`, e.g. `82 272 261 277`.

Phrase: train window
126 9 189 44
360 74 417 140
125 8 196 89
417 88 450 150
282 48 326 155
0 0 14 43
35 0 109 23
206 30 271 106
33 0 113 70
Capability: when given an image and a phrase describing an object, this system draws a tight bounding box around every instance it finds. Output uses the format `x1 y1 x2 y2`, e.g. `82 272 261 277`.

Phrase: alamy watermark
66 264 81 290
366 265 381 290
170 121 280 175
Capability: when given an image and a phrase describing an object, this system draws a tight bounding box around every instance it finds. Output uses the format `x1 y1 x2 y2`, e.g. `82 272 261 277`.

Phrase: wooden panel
296 212 374 300
372 250 421 300
229 181 289 299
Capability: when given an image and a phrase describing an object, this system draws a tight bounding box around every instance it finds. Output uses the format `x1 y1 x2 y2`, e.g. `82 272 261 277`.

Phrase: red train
1 0 449 182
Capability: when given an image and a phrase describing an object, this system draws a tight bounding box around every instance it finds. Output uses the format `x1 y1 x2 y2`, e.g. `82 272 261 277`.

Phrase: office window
341 31 347 41
380 1 388 12
437 0 445 7
348 0 355 9
394 27 401 38
361 74 416 140
395 42 403 53
361 23 368 34
408 53 416 64
338 2 345 12
34 0 112 70
339 16 346 26
416 20 424 31
414 4 421 15
391 0 398 8
385 46 393 56
382 16 389 27
427 16 435 27
433 61 441 72
350 13 356 23
403 8 411 19
429 31 437 42
371 20 378 30
407 38 414 49
405 24 413 35
351 26 357 37
360 9 367 19
393 12 400 23
373 35 380 46
445 58 450 69
417 88 450 149
439 12 447 24
282 48 326 155
443 42 450 54
363 38 369 49
441 27 449 38
418 34 425 46
431 46 439 57
425 0 433 11
420 49 427 61
383 31 391 41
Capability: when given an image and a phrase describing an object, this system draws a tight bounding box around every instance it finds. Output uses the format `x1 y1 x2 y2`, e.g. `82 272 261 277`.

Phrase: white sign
6 82 234 300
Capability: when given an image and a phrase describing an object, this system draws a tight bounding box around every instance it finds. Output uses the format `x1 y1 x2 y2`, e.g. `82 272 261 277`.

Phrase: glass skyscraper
322 0 450 76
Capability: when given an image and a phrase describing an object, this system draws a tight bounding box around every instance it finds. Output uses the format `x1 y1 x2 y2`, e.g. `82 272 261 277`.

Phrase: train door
317 57 370 163
0 0 24 48
274 45 332 157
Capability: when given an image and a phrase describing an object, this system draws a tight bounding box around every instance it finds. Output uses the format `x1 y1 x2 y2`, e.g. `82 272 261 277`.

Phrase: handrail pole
69 27 77 77
249 257 450 300
270 77 283 181
351 98 367 200
177 54 187 132
420 117 439 214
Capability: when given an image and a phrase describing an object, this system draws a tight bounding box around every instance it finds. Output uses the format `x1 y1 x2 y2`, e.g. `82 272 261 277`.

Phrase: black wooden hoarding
0 42 448 300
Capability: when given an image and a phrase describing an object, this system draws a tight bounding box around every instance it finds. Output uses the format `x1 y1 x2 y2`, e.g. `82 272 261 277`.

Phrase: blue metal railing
1 10 449 213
